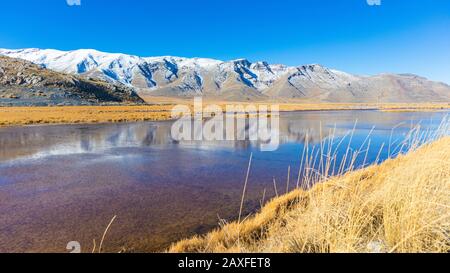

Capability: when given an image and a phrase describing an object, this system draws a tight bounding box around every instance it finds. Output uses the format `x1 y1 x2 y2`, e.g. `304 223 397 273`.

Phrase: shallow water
0 110 448 252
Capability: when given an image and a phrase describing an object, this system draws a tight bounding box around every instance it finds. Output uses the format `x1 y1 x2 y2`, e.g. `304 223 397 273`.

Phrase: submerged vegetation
169 119 450 253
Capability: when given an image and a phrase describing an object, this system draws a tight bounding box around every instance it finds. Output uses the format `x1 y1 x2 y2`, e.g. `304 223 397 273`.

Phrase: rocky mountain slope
1 48 449 103
0 55 144 106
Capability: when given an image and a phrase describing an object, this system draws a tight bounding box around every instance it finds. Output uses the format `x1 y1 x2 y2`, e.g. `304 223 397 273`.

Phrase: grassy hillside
169 136 450 253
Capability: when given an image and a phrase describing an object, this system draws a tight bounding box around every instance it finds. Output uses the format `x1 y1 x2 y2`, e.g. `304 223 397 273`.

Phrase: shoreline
169 136 450 253
0 103 449 128
0 106 448 253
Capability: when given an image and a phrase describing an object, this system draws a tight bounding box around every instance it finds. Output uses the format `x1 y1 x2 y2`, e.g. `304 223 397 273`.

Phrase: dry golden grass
276 102 450 112
169 130 450 253
0 102 448 127
185 100 450 112
0 105 176 127
143 96 450 112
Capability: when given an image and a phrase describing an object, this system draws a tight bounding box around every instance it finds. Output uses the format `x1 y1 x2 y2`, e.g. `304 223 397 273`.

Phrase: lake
0 110 448 252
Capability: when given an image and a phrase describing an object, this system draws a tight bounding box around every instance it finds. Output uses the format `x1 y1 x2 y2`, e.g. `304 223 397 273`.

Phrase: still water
0 110 448 252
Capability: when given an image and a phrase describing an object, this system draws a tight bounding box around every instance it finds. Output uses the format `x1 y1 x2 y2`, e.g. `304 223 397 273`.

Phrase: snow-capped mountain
0 48 293 93
0 55 143 106
1 48 449 103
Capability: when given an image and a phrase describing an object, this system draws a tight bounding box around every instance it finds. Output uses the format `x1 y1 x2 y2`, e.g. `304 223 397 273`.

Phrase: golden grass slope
169 137 450 253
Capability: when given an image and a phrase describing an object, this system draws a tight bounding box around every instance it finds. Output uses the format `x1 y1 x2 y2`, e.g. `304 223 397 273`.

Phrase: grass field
169 127 450 253
1 102 449 127
0 105 176 127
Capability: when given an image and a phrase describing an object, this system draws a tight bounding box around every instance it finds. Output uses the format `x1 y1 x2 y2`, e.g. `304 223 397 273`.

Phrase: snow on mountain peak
0 48 352 94
1 48 449 102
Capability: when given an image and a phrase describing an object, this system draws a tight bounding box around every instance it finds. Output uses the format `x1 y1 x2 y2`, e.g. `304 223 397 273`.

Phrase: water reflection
1 110 446 163
0 110 448 253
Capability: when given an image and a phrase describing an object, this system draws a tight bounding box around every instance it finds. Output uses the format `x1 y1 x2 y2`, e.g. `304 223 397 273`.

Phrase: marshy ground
170 136 450 253
0 106 448 253
0 101 449 127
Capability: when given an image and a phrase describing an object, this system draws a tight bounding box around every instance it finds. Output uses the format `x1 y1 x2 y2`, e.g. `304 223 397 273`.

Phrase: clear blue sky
1 0 449 83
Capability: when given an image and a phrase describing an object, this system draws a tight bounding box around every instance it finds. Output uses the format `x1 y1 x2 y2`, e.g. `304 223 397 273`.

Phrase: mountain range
0 55 143 106
1 48 449 103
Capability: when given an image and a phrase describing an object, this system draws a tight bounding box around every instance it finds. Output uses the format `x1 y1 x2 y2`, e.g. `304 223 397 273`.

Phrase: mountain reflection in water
0 110 448 252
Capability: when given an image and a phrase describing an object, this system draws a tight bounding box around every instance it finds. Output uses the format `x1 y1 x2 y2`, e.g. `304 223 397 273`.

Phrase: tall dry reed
169 117 450 253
